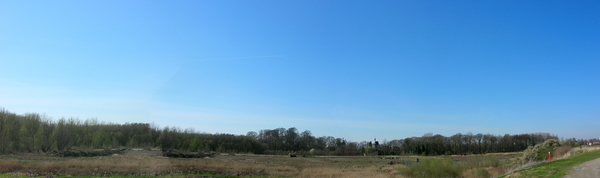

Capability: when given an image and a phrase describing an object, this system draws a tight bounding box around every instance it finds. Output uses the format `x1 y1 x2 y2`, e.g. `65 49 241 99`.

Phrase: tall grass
551 146 571 160
401 158 462 178
0 154 405 177
399 155 515 178
572 145 600 153
0 161 23 172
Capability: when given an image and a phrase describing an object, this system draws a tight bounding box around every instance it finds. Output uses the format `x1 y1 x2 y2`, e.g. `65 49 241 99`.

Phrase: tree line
0 108 264 154
0 108 580 155
374 132 565 156
247 128 576 156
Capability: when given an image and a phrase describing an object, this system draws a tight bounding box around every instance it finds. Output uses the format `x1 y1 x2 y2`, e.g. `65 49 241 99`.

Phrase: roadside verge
501 148 600 178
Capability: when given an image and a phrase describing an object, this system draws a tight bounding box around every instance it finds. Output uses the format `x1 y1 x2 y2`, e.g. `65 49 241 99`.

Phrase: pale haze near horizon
1 1 598 142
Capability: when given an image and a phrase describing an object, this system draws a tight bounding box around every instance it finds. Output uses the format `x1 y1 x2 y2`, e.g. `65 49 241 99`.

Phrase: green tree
36 118 55 152
19 113 41 152
92 128 108 148
52 118 75 151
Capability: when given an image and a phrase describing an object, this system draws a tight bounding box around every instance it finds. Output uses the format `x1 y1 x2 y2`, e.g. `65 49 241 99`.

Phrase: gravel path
563 157 600 178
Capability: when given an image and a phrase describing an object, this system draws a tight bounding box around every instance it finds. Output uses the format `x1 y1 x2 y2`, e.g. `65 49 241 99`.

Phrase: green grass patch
172 174 272 178
53 177 157 178
0 172 276 178
50 175 274 178
0 173 25 178
501 150 600 178
400 157 463 178
400 156 505 178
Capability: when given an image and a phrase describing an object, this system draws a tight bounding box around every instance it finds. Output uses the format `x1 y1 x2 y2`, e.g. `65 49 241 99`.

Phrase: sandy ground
563 158 600 178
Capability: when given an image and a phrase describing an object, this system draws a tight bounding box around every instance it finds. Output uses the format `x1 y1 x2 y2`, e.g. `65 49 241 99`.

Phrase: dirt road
563 157 600 178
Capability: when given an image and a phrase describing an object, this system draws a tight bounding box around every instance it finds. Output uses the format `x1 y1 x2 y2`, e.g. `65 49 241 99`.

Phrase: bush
475 168 490 177
520 139 561 163
401 158 463 178
537 147 554 160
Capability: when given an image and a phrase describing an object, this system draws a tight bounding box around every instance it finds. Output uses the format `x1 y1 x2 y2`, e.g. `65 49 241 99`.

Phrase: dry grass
0 151 529 178
7 156 173 177
486 166 513 177
551 146 572 160
572 145 600 153
398 155 518 178
295 164 405 178
0 153 407 177
0 161 23 172
475 152 522 156
551 146 600 162
500 160 545 177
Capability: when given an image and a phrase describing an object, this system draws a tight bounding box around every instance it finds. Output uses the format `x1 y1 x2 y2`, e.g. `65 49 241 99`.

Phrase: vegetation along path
503 149 600 178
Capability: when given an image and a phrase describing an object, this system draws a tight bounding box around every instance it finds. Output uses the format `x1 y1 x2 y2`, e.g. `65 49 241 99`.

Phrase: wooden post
547 152 551 162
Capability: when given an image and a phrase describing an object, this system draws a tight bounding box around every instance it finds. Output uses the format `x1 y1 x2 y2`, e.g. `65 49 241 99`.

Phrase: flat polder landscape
1 108 600 178
3 147 600 177
1 149 522 178
2 1 599 177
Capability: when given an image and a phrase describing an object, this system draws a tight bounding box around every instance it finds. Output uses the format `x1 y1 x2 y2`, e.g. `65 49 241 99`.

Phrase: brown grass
500 159 545 177
504 172 522 178
0 161 23 172
573 145 600 153
551 145 572 160
295 165 405 178
0 154 408 177
546 146 600 162
11 156 172 177
486 166 512 177
0 151 526 178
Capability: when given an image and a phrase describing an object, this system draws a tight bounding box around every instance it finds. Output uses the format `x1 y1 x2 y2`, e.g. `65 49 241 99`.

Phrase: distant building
586 141 600 146
585 140 600 146
364 138 380 156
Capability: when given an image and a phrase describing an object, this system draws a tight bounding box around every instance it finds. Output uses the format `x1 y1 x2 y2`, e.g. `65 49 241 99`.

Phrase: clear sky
1 1 598 142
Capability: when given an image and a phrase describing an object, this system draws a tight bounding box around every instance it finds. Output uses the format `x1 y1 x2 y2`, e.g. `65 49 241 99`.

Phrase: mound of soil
162 151 217 158
50 149 127 157
123 150 162 157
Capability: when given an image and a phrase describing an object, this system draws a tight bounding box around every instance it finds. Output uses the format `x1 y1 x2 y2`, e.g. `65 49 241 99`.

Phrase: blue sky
1 1 598 141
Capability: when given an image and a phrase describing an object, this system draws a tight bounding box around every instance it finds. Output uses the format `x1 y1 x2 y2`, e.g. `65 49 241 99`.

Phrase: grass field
0 150 521 178
501 147 600 178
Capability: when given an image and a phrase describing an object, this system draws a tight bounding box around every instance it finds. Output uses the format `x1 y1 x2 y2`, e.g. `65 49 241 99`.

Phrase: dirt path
563 157 600 178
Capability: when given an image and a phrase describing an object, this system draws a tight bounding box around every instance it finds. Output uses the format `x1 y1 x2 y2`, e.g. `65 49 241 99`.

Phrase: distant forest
0 108 582 155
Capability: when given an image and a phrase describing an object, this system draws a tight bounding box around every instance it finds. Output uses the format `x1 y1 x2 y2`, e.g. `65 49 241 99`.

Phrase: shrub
537 147 554 160
401 158 463 178
475 168 490 177
487 156 501 168
520 139 561 163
